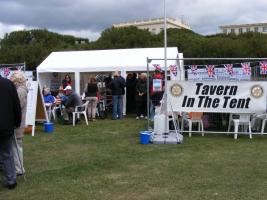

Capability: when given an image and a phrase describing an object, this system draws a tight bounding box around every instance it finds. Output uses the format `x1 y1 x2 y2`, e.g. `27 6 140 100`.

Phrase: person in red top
62 74 72 89
149 67 164 120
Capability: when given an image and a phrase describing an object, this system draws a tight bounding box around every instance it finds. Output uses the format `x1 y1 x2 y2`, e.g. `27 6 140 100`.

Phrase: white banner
167 81 267 113
187 68 251 81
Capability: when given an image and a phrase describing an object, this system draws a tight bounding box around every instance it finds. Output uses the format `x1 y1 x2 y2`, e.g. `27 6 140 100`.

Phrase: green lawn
1 116 267 200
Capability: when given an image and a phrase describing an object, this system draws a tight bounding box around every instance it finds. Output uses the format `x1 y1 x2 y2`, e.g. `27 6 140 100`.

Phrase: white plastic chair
72 101 89 126
186 112 204 137
227 114 239 133
45 103 55 121
52 105 62 121
229 113 252 139
261 114 267 134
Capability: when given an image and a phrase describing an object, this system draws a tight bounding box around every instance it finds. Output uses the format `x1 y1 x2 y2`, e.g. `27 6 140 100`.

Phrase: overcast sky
0 0 267 41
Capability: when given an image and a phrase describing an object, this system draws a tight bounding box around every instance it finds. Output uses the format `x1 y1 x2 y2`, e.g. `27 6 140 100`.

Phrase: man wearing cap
62 86 82 124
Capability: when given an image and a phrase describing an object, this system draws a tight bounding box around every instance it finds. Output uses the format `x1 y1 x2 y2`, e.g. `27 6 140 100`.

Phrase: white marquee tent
37 47 183 94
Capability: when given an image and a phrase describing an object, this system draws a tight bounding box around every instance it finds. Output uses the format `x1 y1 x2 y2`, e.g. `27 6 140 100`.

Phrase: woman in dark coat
135 73 147 119
126 73 137 113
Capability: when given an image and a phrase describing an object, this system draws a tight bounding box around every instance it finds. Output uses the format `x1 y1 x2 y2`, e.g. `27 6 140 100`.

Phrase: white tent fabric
37 47 182 96
37 47 179 73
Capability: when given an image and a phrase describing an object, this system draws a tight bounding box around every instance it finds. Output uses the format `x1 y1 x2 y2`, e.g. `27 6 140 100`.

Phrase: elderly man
62 86 82 125
0 75 21 189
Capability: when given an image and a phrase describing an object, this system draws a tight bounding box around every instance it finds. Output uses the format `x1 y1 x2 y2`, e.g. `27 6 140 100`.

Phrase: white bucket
154 114 169 135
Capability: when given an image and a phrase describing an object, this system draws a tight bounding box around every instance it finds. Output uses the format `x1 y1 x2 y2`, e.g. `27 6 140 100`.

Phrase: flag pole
164 0 168 134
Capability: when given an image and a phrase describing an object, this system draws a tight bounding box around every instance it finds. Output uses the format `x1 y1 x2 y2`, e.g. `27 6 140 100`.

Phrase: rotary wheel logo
170 84 183 97
251 85 263 98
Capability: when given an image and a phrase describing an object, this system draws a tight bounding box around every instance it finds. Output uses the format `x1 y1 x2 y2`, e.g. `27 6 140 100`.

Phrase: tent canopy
36 47 182 96
37 47 179 73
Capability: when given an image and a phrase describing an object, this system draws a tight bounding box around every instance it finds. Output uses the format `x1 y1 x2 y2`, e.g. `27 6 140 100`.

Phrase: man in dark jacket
109 71 125 120
0 75 21 189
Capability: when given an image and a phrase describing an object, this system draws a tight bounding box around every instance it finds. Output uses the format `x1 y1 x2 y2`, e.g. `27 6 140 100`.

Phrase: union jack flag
189 65 198 75
16 65 24 71
206 65 215 77
259 61 267 74
224 64 234 76
2 67 10 78
152 64 162 72
241 62 251 75
169 65 177 76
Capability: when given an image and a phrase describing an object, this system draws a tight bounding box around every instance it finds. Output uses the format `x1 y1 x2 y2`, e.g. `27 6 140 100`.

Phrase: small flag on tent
2 67 10 78
259 61 267 75
153 64 162 72
189 65 198 75
241 62 251 75
16 65 24 71
206 65 215 77
224 64 234 76
169 65 177 76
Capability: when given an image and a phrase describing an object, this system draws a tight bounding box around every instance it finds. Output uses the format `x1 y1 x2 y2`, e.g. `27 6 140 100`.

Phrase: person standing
62 74 72 89
10 71 28 176
150 68 164 120
109 71 125 120
84 76 99 121
0 74 21 189
126 73 137 113
135 73 147 119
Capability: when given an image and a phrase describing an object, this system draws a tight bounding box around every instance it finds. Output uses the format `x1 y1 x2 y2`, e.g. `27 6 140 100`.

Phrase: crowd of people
41 69 165 125
3 67 267 191
126 68 164 120
0 69 164 190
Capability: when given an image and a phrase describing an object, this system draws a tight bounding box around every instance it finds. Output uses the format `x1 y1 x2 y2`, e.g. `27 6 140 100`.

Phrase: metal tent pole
146 58 150 130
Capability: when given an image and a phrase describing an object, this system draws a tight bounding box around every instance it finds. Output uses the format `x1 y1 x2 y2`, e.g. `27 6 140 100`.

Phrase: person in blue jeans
109 71 125 120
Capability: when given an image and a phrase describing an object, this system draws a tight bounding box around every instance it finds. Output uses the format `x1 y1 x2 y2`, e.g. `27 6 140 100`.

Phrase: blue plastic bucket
140 131 151 144
44 122 54 133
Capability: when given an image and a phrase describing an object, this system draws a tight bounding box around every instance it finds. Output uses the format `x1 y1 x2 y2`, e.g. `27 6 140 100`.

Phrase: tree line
0 27 267 70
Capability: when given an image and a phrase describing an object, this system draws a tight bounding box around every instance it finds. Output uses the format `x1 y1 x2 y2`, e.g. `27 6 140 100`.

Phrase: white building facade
219 23 267 34
113 18 191 34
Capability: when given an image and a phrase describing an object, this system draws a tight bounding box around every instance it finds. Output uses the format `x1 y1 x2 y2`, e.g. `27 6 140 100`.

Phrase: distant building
75 39 89 44
113 17 191 34
219 22 267 34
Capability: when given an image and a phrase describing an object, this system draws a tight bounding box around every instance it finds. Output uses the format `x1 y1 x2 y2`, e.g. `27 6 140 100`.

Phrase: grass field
1 116 267 200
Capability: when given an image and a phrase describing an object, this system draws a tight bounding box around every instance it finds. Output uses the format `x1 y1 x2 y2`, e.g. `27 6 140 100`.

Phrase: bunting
16 65 24 71
241 62 251 75
224 64 234 76
152 64 162 72
206 65 215 77
259 61 267 75
2 67 10 78
169 65 177 76
189 65 198 75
